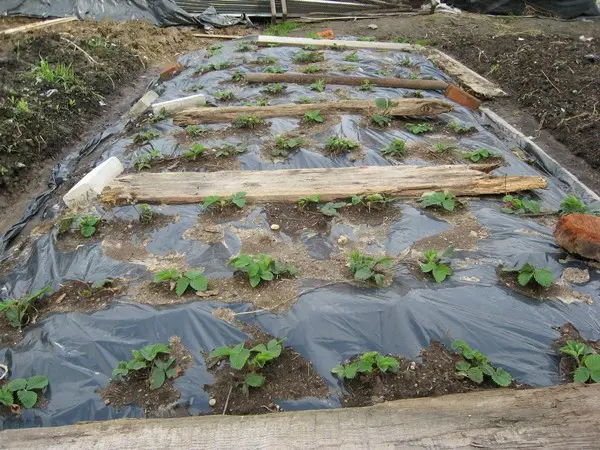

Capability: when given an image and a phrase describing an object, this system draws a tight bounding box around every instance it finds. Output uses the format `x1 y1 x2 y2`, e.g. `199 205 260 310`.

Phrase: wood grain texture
101 165 547 205
3 384 599 449
0 17 77 35
172 98 452 125
257 35 420 52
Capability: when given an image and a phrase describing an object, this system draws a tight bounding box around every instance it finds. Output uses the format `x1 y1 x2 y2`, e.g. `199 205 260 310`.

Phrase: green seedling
133 149 161 171
231 70 244 82
264 83 286 95
10 97 31 115
203 191 247 210
208 44 223 56
435 143 453 153
298 195 320 210
350 193 396 211
74 215 100 237
345 52 359 62
463 148 496 163
236 42 253 52
371 113 392 127
359 80 375 91
234 114 266 128
32 58 76 88
136 204 153 223
358 36 376 42
447 121 475 134
303 44 320 50
112 343 177 390
419 191 457 212
153 269 208 296
398 57 413 67
0 287 51 329
214 90 236 101
324 136 359 154
297 96 313 104
272 136 305 157
310 79 326 92
408 72 419 79
133 130 160 145
264 65 285 74
319 202 346 217
255 56 278 65
265 21 297 36
294 51 324 64
183 143 206 160
559 340 600 383
421 248 453 283
415 39 429 46
302 65 324 73
303 110 324 123
210 60 232 71
371 97 398 127
215 143 247 157
332 351 399 380
406 123 434 134
501 195 541 215
229 254 297 288
349 251 392 286
0 166 9 177
411 90 424 98
451 340 513 387
151 108 168 123
502 263 553 288
377 68 393 76
381 139 406 157
559 195 596 216
0 375 49 409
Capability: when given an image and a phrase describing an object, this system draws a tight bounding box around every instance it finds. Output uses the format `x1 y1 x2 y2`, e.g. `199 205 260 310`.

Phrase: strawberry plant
371 113 392 127
310 79 326 92
398 57 413 67
183 143 206 160
297 194 320 210
208 44 223 56
349 251 392 286
294 51 324 64
420 248 453 283
298 96 313 104
345 52 359 62
502 263 553 288
419 191 457 212
236 42 253 52
151 108 168 123
303 110 324 123
406 123 434 134
332 351 399 380
133 149 161 171
214 90 236 101
0 287 51 329
264 83 286 95
215 143 247 157
112 343 177 390
324 136 359 154
136 204 153 223
435 143 453 153
133 130 160 145
229 254 297 288
231 71 244 82
319 201 346 216
153 269 209 296
463 148 496 163
411 90 424 98
559 340 600 383
451 339 513 387
0 375 49 409
359 80 375 91
350 193 396 211
558 195 599 216
77 215 101 237
358 36 376 42
256 56 278 65
233 114 266 129
303 65 324 73
381 139 406 157
264 66 285 74
272 136 305 157
447 121 474 134
203 191 247 210
501 195 541 215
185 125 207 137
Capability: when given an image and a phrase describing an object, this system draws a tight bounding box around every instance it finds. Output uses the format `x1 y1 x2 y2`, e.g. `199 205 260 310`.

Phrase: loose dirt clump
204 326 329 415
99 336 193 416
552 323 600 383
340 341 523 408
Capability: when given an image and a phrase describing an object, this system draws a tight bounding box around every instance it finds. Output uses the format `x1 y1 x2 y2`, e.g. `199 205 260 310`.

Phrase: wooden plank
244 72 448 90
173 98 453 126
0 17 77 35
426 49 508 98
3 384 599 449
101 166 547 205
191 34 242 39
257 35 421 52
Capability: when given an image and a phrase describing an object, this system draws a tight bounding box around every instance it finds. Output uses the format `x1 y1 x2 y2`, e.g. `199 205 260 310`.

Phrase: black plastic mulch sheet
1 38 600 429
443 0 599 18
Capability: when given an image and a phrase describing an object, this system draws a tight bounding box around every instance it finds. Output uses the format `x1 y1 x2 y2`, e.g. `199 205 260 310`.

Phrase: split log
0 17 77 35
173 98 452 126
101 165 547 205
2 384 599 449
244 72 448 90
257 35 419 52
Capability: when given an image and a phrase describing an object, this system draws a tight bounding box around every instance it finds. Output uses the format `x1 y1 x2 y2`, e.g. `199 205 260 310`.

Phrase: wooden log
191 34 242 39
3 384 599 449
257 35 420 52
101 166 547 205
244 72 448 90
0 17 77 35
173 98 452 126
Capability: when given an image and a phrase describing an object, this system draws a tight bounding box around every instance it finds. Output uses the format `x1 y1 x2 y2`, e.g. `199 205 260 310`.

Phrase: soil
340 341 525 408
552 323 600 382
99 336 193 416
204 326 329 415
127 152 241 174
0 280 121 348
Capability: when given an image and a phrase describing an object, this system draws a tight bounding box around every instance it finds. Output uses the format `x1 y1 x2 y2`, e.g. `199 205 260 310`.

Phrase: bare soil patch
128 152 241 174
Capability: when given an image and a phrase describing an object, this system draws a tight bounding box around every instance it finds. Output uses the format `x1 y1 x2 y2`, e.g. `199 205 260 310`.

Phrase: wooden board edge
0 17 77 35
256 35 423 52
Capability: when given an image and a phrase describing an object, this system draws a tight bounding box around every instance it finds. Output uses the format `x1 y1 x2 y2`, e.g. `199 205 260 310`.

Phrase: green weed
265 21 298 36
349 251 392 286
0 375 49 409
0 287 51 329
153 269 208 296
229 254 297 288
502 263 553 288
398 57 413 67
112 343 177 390
297 96 313 104
419 191 457 212
411 90 424 98
255 56 278 65
421 248 453 283
451 340 513 386
332 352 399 380
32 58 76 88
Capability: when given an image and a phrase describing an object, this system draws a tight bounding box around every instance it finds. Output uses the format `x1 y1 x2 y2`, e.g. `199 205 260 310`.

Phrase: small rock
104 399 111 405
368 24 378 30
337 235 348 245
561 267 590 285
209 398 217 407
409 361 416 370
554 214 600 262
271 224 280 231
580 35 593 42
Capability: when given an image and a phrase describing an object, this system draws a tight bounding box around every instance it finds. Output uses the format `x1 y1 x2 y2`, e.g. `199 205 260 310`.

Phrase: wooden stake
0 17 77 35
102 166 547 206
173 98 453 126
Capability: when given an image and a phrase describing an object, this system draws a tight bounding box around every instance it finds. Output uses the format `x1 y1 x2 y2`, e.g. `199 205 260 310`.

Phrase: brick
159 62 183 81
554 213 600 262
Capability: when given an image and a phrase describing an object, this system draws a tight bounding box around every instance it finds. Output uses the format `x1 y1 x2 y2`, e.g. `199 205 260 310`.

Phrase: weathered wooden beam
2 384 599 449
0 17 77 35
101 165 547 205
173 98 452 126
257 35 420 52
